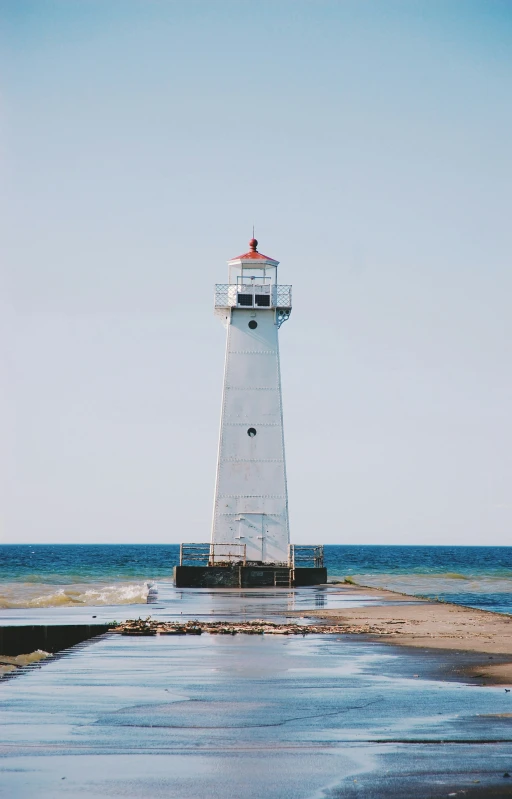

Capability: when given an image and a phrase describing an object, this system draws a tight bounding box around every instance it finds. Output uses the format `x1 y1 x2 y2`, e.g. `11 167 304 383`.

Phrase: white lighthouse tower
211 238 292 564
174 239 326 588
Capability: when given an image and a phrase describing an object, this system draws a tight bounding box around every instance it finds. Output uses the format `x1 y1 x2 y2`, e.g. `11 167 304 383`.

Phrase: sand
305 583 512 685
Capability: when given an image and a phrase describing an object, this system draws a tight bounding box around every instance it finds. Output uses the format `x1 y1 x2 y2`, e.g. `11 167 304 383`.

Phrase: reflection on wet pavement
1 587 511 797
0 583 421 628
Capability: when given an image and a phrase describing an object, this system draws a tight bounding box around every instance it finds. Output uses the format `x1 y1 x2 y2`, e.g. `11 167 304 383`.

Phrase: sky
1 0 511 546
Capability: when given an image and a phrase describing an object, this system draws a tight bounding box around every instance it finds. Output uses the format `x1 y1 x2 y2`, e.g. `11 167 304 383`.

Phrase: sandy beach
305 583 512 685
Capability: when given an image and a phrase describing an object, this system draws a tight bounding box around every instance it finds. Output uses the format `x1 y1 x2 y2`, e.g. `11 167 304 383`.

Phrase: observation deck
214 283 292 327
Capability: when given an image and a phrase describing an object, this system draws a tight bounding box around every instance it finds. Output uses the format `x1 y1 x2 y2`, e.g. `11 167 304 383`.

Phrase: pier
1 582 512 797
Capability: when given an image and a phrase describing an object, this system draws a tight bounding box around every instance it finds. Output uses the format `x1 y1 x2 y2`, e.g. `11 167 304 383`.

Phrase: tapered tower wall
211 306 289 563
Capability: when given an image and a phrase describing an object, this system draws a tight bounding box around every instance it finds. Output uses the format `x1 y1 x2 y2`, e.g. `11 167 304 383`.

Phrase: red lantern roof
228 238 279 265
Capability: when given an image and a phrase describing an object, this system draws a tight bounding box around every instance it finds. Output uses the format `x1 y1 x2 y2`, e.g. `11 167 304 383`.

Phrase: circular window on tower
247 428 257 437
248 320 258 330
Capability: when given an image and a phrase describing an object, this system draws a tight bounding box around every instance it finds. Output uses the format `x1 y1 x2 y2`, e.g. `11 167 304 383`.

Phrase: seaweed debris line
113 617 347 636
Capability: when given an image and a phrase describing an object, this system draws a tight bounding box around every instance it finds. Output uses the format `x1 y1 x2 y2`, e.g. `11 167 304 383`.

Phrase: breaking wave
0 582 150 609
13 650 51 666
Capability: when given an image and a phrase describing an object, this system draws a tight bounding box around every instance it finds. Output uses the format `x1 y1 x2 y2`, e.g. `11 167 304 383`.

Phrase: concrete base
173 565 327 589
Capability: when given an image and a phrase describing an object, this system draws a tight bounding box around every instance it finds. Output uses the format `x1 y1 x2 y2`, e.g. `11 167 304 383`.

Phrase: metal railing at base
179 543 324 570
288 544 324 569
179 543 247 567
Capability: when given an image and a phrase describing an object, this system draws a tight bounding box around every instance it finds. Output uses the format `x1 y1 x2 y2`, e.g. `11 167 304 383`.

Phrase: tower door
235 514 265 562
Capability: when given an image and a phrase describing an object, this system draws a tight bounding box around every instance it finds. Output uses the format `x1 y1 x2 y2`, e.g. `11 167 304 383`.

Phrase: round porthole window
247 428 257 437
248 320 258 330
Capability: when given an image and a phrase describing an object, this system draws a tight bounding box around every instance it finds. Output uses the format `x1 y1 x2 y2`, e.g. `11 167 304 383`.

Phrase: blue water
0 544 511 614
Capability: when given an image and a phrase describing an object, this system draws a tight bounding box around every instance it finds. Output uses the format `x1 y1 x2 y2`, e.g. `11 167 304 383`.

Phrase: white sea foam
14 650 52 666
0 581 150 609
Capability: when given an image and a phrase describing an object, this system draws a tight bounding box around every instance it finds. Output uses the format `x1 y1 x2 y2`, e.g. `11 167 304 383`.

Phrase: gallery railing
214 284 292 310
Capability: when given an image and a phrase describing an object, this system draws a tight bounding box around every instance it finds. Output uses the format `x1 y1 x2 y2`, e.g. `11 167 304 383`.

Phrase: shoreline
306 582 512 685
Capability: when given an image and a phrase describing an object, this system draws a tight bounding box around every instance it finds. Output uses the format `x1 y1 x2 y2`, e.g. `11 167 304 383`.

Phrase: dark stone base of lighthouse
173 565 327 589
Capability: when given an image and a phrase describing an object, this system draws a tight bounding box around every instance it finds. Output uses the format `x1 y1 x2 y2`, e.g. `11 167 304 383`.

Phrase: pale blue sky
1 1 511 545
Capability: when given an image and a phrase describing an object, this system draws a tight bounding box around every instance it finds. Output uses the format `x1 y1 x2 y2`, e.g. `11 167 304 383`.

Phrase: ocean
0 544 511 614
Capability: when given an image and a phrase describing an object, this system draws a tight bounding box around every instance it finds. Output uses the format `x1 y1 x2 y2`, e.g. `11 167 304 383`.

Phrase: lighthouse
174 239 326 588
211 238 290 564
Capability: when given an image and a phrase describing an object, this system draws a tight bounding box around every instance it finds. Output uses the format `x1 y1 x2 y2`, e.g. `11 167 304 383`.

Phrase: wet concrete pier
1 585 511 797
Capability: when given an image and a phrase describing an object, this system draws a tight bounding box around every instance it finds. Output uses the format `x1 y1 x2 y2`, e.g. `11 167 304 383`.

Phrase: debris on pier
111 617 394 636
